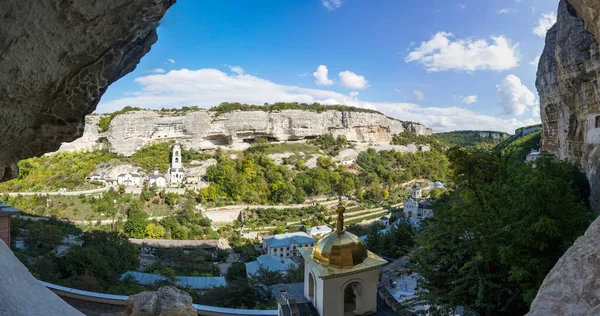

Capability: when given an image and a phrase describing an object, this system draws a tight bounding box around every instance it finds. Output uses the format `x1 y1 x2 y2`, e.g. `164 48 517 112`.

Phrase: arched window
308 273 316 301
595 116 600 128
344 282 361 314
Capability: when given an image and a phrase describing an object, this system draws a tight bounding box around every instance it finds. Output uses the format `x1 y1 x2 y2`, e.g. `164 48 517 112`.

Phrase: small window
595 116 600 128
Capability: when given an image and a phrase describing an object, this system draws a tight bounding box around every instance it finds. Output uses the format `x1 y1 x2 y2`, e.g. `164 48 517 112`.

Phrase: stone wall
58 110 433 156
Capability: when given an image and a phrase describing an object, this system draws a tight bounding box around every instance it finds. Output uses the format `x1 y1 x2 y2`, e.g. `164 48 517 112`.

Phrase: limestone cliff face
59 110 432 156
528 0 600 314
538 0 600 210
476 131 508 139
0 0 175 181
570 0 600 44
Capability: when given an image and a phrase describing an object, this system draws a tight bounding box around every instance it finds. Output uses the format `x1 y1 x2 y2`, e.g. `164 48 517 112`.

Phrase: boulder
122 286 196 316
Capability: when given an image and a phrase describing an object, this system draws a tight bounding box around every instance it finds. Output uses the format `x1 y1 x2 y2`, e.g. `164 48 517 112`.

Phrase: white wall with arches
304 263 380 316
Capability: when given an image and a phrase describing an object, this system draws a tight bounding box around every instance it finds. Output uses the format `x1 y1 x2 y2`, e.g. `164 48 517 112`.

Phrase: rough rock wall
59 110 433 156
571 0 600 44
528 0 600 314
0 0 175 181
538 0 600 211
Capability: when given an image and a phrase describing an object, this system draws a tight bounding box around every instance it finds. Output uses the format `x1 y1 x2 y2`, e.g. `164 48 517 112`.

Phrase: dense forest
199 146 448 206
435 130 509 148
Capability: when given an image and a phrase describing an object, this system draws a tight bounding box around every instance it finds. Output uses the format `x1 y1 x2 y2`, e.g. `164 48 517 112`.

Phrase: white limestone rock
268 152 294 165
185 159 217 177
59 109 433 157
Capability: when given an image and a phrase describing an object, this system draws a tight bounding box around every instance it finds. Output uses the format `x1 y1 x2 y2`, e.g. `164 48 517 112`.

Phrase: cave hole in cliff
566 1 579 18
203 135 231 146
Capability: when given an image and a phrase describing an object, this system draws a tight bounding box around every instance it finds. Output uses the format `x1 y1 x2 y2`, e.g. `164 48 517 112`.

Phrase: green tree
412 148 593 315
124 209 148 239
144 223 165 239
226 262 248 283
164 192 179 207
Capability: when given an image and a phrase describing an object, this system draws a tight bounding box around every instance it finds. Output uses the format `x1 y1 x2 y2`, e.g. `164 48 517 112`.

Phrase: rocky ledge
0 0 175 181
59 109 433 156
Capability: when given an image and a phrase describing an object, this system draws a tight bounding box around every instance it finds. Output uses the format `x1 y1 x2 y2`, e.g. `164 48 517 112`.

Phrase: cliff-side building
404 184 434 219
116 173 142 186
262 232 316 258
147 169 167 187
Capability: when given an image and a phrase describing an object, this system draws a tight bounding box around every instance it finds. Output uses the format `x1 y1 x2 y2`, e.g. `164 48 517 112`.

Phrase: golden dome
312 231 368 269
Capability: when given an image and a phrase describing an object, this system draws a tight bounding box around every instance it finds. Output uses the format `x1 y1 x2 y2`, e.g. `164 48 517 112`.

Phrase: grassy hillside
435 130 509 148
495 130 542 160
0 151 115 192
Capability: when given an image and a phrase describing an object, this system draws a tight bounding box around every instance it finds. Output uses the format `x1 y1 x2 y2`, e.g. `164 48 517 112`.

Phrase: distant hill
494 127 542 160
494 124 542 152
435 130 510 148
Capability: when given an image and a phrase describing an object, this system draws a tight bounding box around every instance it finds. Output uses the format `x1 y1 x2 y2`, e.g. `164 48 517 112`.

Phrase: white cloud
529 55 540 67
533 12 557 37
167 59 176 64
321 0 343 11
532 106 540 120
405 32 520 72
462 95 478 104
496 74 536 116
228 65 244 75
150 68 165 74
313 65 334 86
97 68 534 133
394 88 402 93
458 4 466 10
378 102 536 133
497 8 514 14
413 90 425 100
339 71 369 89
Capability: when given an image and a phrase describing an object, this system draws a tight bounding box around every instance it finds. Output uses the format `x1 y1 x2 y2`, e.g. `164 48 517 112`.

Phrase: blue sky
99 0 560 133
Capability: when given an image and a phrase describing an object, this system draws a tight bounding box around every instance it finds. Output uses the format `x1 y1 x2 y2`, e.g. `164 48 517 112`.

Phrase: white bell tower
168 140 185 185
411 183 422 200
171 141 182 169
